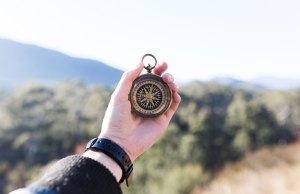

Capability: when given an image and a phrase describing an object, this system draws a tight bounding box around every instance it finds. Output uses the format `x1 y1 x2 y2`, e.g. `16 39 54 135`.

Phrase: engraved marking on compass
136 83 162 111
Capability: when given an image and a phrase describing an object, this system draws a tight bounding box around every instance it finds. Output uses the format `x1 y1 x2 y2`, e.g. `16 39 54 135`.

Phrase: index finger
153 62 168 76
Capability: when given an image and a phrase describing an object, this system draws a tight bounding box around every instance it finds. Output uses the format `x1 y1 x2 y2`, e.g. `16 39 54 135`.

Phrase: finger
162 73 179 93
162 73 174 84
113 63 144 100
165 92 181 119
167 82 179 93
153 62 168 75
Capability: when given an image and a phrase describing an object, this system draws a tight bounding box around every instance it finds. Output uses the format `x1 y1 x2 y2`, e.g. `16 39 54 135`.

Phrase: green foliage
0 81 298 194
0 81 111 193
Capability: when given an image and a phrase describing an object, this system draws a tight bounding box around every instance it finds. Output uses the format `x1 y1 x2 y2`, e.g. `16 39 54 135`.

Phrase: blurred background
0 0 300 194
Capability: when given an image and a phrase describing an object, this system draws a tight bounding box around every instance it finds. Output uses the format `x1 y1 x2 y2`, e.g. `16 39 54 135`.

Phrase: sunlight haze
0 0 299 82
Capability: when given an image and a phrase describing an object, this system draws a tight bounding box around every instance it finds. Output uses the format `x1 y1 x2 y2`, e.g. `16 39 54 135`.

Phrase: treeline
0 80 299 194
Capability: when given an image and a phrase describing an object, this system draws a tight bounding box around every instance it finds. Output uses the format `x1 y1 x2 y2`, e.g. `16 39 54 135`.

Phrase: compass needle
152 97 159 101
152 91 159 96
150 100 155 107
150 85 154 93
141 98 147 103
146 100 150 107
143 88 148 95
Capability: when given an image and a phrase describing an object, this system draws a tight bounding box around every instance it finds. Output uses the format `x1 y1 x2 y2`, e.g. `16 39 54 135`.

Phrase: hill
211 77 265 91
1 38 300 90
212 77 300 91
195 141 300 194
0 38 123 88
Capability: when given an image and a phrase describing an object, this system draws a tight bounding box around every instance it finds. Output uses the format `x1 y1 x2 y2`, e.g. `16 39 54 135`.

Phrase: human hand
99 62 181 161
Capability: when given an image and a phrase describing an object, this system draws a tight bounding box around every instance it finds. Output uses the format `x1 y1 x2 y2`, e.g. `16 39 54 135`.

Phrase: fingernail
168 74 174 83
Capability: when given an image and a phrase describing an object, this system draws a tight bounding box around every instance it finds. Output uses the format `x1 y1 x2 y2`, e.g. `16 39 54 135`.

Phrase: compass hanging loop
142 54 157 73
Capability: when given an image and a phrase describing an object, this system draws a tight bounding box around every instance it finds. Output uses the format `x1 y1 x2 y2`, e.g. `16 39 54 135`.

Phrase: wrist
99 133 135 161
85 138 134 186
83 150 122 182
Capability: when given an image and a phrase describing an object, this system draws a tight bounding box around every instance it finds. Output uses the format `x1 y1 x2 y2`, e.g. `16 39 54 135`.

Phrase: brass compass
129 54 172 118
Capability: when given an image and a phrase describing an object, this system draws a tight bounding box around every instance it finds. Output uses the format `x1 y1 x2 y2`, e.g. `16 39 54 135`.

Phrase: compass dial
136 83 162 110
129 74 172 117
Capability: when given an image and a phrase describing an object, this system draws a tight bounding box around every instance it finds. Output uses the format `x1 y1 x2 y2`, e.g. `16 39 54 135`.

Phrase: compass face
136 83 163 111
130 75 172 117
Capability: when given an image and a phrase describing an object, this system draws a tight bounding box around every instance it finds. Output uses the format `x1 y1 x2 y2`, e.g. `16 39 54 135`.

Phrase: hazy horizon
0 0 299 83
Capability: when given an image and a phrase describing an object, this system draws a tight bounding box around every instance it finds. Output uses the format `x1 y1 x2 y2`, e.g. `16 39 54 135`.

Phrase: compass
129 54 172 118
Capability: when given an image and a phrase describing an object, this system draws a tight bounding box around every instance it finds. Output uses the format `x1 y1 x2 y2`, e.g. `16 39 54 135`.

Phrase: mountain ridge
0 38 123 88
1 38 300 90
211 76 300 91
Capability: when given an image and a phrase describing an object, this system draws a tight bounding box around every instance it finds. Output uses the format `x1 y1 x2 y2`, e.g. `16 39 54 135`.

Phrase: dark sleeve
28 155 122 194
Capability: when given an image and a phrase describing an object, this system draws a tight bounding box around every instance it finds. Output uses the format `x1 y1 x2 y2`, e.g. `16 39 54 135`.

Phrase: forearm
10 155 122 194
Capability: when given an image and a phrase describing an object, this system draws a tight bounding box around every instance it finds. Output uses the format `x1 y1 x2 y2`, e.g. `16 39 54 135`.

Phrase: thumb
122 63 144 83
113 63 144 100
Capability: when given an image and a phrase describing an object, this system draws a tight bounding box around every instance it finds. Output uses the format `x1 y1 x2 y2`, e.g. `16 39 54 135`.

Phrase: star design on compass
136 83 162 110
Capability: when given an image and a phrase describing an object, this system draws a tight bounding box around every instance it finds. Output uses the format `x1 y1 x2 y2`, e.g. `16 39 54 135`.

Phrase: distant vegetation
198 141 300 194
0 80 299 194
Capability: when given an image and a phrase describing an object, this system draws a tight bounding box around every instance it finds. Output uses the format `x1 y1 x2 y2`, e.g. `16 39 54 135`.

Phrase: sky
0 0 299 83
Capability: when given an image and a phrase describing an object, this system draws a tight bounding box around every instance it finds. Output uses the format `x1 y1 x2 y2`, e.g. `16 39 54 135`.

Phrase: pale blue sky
0 0 299 82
